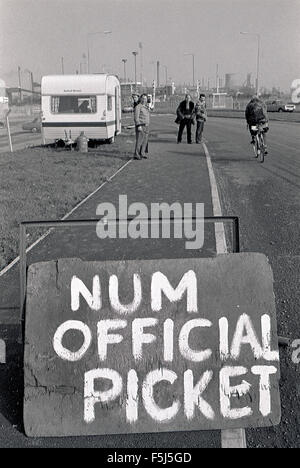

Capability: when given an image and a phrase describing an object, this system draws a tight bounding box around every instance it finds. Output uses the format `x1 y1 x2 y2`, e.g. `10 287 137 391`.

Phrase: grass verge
0 133 134 270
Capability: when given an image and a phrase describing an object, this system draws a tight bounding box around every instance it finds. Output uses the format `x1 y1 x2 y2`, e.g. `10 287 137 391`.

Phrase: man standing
176 94 195 144
134 94 150 160
194 94 207 144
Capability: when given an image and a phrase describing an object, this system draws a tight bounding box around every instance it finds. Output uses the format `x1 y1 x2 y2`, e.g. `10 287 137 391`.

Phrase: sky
0 0 299 91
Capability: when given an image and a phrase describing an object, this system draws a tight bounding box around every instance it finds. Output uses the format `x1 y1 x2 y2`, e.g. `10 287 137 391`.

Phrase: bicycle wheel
258 133 265 163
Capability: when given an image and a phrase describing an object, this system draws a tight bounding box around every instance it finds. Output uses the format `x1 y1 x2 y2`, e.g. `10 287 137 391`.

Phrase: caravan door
115 86 121 134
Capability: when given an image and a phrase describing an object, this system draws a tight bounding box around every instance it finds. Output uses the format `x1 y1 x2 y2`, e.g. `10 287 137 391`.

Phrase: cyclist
245 95 269 154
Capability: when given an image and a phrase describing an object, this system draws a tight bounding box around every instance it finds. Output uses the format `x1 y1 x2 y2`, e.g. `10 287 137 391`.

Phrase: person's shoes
177 141 181 144
134 156 141 160
264 147 268 155
188 142 192 144
141 154 148 159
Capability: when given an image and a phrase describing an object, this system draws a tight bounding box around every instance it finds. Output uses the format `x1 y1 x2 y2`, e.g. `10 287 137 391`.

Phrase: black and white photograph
0 0 299 451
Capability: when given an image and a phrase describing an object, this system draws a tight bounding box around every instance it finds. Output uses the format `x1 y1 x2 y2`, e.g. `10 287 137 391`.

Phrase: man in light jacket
134 94 150 159
194 94 207 144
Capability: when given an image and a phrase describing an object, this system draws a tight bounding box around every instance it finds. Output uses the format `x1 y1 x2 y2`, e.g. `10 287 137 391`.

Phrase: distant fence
9 104 41 118
154 96 236 112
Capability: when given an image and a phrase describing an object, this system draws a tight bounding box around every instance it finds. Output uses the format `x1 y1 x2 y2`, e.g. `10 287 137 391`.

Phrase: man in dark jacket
176 94 195 144
245 96 269 150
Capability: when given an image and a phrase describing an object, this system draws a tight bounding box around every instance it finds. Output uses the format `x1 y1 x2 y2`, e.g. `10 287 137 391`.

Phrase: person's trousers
196 120 205 143
177 119 192 143
134 125 149 157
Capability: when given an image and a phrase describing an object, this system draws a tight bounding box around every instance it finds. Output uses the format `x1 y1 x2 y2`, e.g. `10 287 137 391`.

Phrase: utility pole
122 59 127 82
240 32 261 95
87 30 112 73
30 71 34 104
184 53 195 88
61 57 65 74
139 42 143 86
163 65 168 95
192 54 195 88
157 61 160 88
17 66 22 104
216 64 219 93
132 51 138 91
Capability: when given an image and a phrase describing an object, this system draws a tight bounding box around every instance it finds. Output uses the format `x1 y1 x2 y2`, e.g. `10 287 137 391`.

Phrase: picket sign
23 254 281 439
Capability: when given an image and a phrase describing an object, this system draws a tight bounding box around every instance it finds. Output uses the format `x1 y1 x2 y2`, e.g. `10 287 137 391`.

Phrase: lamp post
122 59 127 82
240 32 261 95
163 65 168 94
17 66 22 104
139 42 143 86
132 51 138 91
87 30 112 73
149 61 156 80
184 53 195 88
24 69 34 104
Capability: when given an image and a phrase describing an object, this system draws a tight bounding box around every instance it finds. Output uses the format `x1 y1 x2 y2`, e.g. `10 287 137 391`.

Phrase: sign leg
221 428 247 448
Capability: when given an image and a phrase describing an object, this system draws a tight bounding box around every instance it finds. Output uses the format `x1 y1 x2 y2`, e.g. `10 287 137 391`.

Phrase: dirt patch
0 135 134 270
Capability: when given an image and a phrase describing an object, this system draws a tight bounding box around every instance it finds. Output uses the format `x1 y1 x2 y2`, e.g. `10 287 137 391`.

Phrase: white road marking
202 141 247 449
202 142 228 254
0 158 132 278
0 339 6 364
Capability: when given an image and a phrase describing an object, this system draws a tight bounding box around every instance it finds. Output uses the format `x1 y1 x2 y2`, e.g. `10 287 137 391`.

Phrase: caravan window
107 95 113 111
51 95 97 114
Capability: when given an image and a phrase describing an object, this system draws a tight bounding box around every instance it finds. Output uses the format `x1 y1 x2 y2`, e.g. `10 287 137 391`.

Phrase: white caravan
41 74 121 144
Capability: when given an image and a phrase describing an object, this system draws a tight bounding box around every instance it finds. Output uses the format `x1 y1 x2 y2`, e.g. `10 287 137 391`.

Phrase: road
0 120 42 153
0 114 299 447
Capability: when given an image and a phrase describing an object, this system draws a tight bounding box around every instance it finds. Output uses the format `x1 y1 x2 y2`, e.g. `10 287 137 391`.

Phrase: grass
0 133 135 269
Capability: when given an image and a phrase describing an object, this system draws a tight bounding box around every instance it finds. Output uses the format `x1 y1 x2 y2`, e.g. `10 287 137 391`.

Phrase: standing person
134 94 150 160
176 94 195 144
194 93 207 144
132 93 149 155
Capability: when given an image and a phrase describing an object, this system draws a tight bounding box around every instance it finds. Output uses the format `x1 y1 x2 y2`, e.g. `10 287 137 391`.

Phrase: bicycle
250 123 267 163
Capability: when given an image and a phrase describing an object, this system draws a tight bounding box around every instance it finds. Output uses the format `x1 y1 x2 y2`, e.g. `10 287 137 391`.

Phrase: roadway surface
0 114 299 447
0 119 42 153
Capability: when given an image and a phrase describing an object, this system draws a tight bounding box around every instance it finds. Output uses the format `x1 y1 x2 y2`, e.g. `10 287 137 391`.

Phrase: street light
184 53 195 88
163 65 168 93
87 30 112 73
24 69 34 104
122 59 127 82
132 51 138 91
240 32 261 95
149 61 156 80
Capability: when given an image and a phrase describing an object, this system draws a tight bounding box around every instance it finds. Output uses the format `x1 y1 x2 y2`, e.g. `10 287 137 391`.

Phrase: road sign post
5 109 13 152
